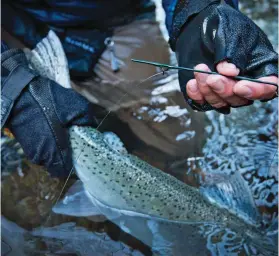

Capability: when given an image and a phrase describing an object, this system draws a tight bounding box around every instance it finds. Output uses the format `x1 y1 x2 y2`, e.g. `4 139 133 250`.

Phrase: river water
1 1 278 255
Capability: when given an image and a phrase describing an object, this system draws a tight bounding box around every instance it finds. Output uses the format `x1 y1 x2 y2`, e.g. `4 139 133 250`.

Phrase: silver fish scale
69 126 243 226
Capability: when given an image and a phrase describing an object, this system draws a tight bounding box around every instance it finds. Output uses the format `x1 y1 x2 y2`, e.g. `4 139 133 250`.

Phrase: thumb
216 61 240 77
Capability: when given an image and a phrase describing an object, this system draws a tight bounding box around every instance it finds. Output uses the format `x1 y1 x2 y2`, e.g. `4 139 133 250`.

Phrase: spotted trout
68 125 277 255
29 30 277 256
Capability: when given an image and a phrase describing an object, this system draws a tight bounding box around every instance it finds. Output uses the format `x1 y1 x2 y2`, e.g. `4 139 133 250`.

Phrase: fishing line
132 59 279 89
266 149 278 176
42 71 164 227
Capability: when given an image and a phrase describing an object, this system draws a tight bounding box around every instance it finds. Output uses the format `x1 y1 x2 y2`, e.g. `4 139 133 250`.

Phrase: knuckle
222 92 235 100
206 76 219 86
257 87 266 99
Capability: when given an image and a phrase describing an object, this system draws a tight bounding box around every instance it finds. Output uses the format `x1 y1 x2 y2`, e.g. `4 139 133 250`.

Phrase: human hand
1 48 100 177
175 2 278 114
186 61 278 109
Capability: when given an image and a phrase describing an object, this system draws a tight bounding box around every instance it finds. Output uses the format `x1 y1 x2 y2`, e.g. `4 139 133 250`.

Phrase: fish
66 125 277 255
28 30 277 256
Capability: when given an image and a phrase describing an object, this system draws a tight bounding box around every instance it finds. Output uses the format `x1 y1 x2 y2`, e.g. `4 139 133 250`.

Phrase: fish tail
244 227 278 256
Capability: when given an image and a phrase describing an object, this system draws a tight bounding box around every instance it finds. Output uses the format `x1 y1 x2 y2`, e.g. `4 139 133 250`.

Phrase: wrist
1 49 37 128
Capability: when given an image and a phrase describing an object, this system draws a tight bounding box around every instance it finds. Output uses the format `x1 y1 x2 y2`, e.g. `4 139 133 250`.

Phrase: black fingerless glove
174 1 278 112
1 48 99 177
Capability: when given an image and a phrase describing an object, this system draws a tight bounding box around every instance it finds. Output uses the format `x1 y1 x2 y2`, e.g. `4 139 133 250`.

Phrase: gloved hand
175 1 278 114
1 48 101 177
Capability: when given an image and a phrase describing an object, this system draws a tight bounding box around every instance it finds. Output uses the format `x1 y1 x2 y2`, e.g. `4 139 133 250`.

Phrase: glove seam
29 81 67 170
47 81 65 125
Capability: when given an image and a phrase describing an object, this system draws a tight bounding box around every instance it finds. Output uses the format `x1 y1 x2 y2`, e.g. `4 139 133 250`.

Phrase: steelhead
28 30 277 255
69 125 253 224
68 125 276 255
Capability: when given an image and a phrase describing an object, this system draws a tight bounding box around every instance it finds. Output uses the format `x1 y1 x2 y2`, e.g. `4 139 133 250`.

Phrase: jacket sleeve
162 0 239 50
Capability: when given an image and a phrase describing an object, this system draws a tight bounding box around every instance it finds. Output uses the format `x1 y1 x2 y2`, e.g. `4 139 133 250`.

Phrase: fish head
69 125 121 181
69 126 105 156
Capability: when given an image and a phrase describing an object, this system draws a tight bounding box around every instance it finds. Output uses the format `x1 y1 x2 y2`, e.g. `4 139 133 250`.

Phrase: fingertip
217 61 240 76
186 79 199 94
194 63 211 72
194 64 211 84
186 79 205 103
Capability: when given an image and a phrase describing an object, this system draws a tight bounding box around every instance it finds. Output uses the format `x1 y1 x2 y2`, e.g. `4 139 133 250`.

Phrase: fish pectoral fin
53 180 122 221
52 180 104 218
200 171 261 226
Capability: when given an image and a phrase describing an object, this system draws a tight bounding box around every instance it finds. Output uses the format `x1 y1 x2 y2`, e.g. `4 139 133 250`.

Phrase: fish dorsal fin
27 30 71 89
103 132 128 155
200 171 261 226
